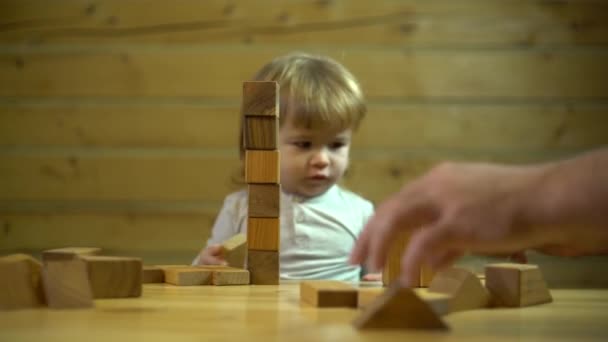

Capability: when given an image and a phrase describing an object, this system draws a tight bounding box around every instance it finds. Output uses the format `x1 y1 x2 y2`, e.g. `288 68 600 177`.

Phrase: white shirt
193 185 374 281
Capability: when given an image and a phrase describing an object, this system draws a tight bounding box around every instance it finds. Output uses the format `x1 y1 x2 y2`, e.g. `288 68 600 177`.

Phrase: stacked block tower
242 81 281 285
383 231 434 287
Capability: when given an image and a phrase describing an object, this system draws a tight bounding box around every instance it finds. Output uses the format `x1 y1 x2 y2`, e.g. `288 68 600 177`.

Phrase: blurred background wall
0 1 607 285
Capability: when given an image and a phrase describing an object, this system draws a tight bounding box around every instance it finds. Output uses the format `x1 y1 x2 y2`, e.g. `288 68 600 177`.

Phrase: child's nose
310 149 330 168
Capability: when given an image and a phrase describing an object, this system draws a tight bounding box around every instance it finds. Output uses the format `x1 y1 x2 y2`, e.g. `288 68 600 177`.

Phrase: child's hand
194 244 228 266
362 273 382 282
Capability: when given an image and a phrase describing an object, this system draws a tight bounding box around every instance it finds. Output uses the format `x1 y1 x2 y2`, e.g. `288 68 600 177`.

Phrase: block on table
0 254 44 310
42 247 101 262
247 250 279 285
244 116 278 150
247 217 280 251
485 263 552 307
357 287 385 309
212 268 250 285
300 281 358 308
164 267 214 286
220 233 248 269
79 255 142 298
245 150 280 184
42 259 94 309
352 283 448 330
143 266 165 284
248 184 280 218
428 267 490 313
242 81 279 116
382 231 409 286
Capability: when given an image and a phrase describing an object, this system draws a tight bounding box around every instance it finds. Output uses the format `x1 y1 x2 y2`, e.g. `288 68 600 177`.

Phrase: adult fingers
399 222 453 287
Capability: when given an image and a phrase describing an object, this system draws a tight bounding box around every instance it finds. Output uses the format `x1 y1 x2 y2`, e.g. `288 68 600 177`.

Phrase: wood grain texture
79 255 142 298
245 150 280 184
212 268 250 286
353 283 448 330
428 267 490 313
247 250 279 285
247 217 280 251
0 254 44 310
42 247 102 262
220 233 247 269
42 259 94 309
248 184 280 218
244 116 278 150
2 1 607 46
1 49 607 99
242 81 279 116
485 263 553 307
163 267 214 286
300 281 358 308
382 230 410 286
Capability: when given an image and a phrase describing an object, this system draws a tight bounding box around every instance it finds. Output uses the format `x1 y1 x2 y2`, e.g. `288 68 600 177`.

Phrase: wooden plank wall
1 1 607 269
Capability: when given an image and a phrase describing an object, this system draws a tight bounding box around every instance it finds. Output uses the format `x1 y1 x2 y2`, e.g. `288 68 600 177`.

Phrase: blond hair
239 52 366 159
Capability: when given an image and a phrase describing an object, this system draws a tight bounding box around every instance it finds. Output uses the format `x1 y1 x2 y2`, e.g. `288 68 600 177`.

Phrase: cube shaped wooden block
243 81 279 116
247 217 280 251
248 184 280 218
245 150 280 184
79 256 142 298
42 259 94 309
244 116 278 150
247 250 279 285
485 263 552 307
0 254 44 310
300 281 357 308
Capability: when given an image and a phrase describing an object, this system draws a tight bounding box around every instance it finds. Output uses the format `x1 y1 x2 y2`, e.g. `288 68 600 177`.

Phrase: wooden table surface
1 283 607 341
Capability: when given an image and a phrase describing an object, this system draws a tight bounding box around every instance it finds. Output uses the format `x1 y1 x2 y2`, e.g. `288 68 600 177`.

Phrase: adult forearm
519 148 608 253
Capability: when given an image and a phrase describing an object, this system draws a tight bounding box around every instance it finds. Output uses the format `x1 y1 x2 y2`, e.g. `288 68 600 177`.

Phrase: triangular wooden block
485 263 552 307
42 259 94 309
353 283 449 330
429 267 490 313
221 233 247 269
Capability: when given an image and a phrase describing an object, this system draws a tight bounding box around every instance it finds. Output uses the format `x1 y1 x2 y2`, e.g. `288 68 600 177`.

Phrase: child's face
279 116 352 198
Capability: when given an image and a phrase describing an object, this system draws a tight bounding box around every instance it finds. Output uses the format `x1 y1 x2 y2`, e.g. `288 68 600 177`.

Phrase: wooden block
352 283 449 330
164 267 214 286
0 254 44 310
220 233 248 269
42 259 94 309
247 250 279 285
142 266 165 284
417 290 452 316
248 184 280 218
79 256 142 298
42 247 102 262
357 287 385 309
242 81 279 116
244 116 278 150
428 267 490 313
247 217 280 251
382 231 410 286
212 268 250 285
245 150 280 184
300 281 358 307
420 265 435 287
485 263 552 307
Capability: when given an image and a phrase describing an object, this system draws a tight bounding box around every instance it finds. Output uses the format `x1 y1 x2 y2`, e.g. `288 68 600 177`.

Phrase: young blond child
193 52 377 281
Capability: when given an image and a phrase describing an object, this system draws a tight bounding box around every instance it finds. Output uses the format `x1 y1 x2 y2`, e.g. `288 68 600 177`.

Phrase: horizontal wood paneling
1 0 607 46
0 151 576 203
1 103 606 150
1 48 608 99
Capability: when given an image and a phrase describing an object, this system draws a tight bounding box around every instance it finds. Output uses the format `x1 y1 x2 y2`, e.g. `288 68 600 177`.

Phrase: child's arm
192 192 245 265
